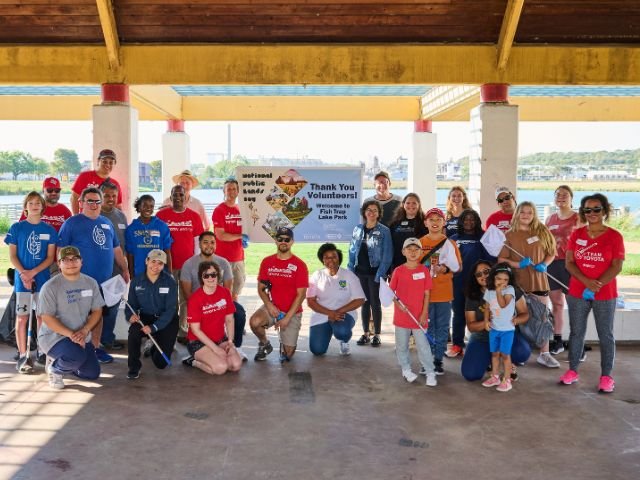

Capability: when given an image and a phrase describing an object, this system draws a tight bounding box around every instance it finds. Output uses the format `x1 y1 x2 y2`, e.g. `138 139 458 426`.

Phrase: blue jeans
566 295 616 375
100 302 120 345
309 315 355 356
233 301 246 348
428 301 452 363
395 326 434 374
461 331 531 381
47 339 100 380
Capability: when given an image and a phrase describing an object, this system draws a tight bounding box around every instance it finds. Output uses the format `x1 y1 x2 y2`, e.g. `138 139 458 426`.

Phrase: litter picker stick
260 279 287 363
502 244 570 291
124 301 172 366
390 287 435 346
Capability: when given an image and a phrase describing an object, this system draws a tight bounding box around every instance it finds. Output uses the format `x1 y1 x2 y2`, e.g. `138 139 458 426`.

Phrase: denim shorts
489 329 515 355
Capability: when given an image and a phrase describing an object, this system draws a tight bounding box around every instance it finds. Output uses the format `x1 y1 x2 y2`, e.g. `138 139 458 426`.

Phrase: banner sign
236 166 363 243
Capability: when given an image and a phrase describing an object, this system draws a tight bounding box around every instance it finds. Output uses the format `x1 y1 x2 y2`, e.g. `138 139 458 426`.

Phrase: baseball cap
425 207 445 219
275 226 294 239
43 177 61 189
147 249 167 264
58 246 81 261
98 149 116 160
374 171 391 182
495 186 512 199
402 237 423 249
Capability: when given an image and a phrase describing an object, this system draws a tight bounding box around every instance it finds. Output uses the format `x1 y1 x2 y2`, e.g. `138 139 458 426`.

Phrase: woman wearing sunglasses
184 261 243 375
560 194 625 393
460 260 531 381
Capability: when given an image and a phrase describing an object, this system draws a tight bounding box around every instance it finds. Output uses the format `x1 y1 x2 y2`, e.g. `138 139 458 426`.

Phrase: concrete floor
1 279 640 479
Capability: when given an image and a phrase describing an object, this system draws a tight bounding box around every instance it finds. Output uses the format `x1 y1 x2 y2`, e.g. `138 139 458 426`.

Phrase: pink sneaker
559 369 579 385
497 378 512 392
482 375 501 388
598 375 615 393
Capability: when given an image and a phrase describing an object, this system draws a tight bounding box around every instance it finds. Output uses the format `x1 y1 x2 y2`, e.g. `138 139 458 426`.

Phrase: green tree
32 157 50 178
211 155 249 180
0 150 35 180
149 160 162 190
51 148 82 178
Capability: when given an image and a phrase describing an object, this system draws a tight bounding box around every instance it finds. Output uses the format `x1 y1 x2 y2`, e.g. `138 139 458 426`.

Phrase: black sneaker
182 356 195 367
550 339 565 355
434 361 444 376
356 334 370 346
102 341 125 351
36 353 46 365
254 341 273 361
127 370 140 379
371 335 381 347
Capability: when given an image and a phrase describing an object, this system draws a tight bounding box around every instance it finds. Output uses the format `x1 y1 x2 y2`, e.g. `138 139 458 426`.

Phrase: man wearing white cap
485 187 517 232
163 169 210 230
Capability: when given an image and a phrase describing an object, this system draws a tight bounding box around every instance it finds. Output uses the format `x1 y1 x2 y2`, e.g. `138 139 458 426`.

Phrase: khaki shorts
16 292 39 315
257 304 302 348
230 261 246 297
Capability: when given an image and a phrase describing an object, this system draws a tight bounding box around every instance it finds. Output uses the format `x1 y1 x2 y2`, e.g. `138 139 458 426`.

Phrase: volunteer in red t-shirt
485 186 516 232
212 178 246 300
561 193 625 394
185 260 242 375
250 226 309 362
20 177 71 232
156 185 205 339
70 149 123 214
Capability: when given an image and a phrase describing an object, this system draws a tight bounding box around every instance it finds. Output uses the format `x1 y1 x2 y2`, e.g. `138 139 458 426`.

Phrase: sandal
356 334 370 346
371 335 381 347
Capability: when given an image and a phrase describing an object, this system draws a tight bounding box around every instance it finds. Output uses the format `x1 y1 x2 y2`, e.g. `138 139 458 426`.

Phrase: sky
1 120 639 168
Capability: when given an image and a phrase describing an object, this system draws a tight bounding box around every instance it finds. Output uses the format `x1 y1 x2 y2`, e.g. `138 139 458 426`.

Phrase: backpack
519 293 554 348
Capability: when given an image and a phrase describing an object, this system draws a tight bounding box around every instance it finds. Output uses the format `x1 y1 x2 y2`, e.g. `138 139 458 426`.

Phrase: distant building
586 170 631 180
139 162 151 184
437 161 462 181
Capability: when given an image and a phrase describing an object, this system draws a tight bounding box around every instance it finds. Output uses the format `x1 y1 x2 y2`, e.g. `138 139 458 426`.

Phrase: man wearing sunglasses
250 227 309 362
19 177 71 232
485 186 517 232
57 187 130 364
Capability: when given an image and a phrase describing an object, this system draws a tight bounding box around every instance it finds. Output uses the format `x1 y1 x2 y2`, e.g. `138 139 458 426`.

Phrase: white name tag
288 264 298 272
81 290 92 297
118 223 126 229
159 287 169 294
237 220 243 226
412 272 426 280
401 221 408 226
101 224 111 229
548 225 559 231
526 236 539 244
373 231 380 235
576 239 588 246
39 233 50 240
150 230 160 237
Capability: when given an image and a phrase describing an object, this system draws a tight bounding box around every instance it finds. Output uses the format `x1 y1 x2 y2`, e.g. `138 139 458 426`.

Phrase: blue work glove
519 257 533 269
276 312 285 321
534 262 547 273
241 234 249 249
582 288 595 301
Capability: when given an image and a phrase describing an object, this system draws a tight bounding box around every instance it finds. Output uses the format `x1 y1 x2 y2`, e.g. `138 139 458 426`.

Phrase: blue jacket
348 222 393 282
126 270 178 332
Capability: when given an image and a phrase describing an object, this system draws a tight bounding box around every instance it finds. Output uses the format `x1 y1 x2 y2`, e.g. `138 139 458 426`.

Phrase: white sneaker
537 352 560 368
236 347 248 362
339 341 351 356
402 369 418 383
46 360 64 390
426 372 438 387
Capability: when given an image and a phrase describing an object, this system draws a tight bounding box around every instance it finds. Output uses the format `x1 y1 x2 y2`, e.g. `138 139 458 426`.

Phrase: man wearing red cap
19 177 71 232
70 149 123 215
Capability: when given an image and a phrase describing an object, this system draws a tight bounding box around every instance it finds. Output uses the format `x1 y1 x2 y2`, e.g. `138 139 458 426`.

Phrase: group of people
5 158 625 394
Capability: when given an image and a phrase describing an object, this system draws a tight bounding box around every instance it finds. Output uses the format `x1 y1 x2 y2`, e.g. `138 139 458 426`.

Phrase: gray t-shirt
37 273 106 353
364 194 402 227
180 254 233 290
101 208 128 276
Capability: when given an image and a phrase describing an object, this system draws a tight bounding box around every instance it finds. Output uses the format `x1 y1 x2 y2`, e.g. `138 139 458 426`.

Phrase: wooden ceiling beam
497 0 525 70
95 0 121 70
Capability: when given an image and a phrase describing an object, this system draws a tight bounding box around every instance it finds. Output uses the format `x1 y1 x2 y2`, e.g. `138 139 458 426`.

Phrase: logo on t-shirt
202 298 227 314
338 280 347 289
26 231 42 257
93 225 106 246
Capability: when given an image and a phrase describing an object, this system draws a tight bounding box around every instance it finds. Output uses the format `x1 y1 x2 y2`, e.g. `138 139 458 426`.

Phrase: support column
92 84 139 220
162 119 190 201
409 120 437 208
468 84 518 223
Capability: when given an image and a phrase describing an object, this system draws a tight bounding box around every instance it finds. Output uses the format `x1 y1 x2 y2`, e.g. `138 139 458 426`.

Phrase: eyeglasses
365 208 378 214
202 272 218 279
46 188 61 194
497 194 513 203
83 199 102 205
583 207 603 214
61 256 81 264
276 237 292 243
474 268 490 278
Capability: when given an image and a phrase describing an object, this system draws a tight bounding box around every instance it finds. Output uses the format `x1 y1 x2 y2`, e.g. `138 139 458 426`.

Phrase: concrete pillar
92 84 139 220
410 120 438 209
162 119 190 200
468 84 518 223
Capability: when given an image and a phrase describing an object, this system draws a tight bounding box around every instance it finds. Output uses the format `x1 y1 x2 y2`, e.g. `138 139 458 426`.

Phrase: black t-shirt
445 216 460 237
356 227 377 275
390 217 428 269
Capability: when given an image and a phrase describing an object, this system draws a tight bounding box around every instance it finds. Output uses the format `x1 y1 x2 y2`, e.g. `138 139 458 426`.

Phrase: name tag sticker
81 290 92 297
548 225 559 230
118 223 126 229
159 287 169 294
39 233 50 240
412 272 426 280
373 231 380 235
237 220 243 226
101 224 111 229
526 236 539 244
576 239 588 246
287 264 298 272
150 230 160 237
